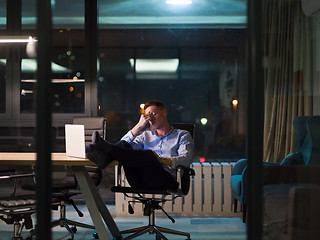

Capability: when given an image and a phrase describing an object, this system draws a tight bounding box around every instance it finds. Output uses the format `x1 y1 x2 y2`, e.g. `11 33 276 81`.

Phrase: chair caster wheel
71 226 77 233
93 232 99 239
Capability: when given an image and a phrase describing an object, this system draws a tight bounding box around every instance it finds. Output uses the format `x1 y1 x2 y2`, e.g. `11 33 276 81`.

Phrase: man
86 100 194 190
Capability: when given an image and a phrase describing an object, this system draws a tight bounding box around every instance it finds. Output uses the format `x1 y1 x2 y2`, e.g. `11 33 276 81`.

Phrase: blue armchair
230 116 315 222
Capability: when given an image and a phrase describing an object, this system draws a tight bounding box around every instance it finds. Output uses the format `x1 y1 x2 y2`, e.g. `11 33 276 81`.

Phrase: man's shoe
92 131 114 152
86 144 112 169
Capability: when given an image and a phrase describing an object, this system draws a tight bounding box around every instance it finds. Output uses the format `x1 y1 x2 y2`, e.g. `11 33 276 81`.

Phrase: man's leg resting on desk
86 132 177 190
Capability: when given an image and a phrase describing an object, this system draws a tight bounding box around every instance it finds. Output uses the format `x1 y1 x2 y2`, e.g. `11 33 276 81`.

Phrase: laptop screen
65 124 86 158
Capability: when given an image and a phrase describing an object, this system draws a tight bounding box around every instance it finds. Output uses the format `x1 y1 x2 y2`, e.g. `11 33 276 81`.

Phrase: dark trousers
115 141 178 190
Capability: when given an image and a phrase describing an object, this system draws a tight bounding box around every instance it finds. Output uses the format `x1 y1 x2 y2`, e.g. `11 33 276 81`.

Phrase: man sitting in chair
86 100 194 191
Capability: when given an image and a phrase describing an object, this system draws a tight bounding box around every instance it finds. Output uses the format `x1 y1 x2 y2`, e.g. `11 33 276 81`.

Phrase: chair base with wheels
111 164 195 240
118 196 190 240
50 197 95 240
112 186 191 240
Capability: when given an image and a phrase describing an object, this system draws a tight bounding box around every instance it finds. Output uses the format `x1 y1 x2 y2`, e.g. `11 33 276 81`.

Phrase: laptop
65 124 86 158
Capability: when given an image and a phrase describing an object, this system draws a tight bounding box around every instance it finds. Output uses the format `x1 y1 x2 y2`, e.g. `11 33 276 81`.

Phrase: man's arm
156 130 194 168
130 114 150 137
120 114 150 149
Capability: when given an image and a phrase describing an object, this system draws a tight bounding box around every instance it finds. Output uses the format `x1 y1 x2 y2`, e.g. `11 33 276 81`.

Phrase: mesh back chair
111 123 195 240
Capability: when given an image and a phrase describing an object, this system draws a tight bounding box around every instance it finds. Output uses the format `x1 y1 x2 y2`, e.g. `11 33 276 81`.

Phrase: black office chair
0 169 60 240
23 117 105 240
111 123 195 240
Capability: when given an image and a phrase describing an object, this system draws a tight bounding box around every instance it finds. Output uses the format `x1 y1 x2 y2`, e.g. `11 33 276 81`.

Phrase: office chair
111 123 195 240
0 169 58 240
23 117 105 240
50 117 105 237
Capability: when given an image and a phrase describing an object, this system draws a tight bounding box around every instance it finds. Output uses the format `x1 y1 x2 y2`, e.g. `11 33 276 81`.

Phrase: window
98 30 247 161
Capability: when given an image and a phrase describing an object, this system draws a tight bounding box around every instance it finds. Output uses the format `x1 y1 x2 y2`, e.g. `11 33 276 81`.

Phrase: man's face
144 105 167 129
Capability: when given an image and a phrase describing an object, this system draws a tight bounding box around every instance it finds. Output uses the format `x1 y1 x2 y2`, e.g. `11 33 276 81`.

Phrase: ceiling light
0 36 37 43
166 0 192 5
129 59 179 73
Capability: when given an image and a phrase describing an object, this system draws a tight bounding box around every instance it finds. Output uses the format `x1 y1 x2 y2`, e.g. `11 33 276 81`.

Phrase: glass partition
20 0 85 114
98 33 247 161
0 57 6 114
0 0 6 29
261 2 320 240
98 0 248 162
20 46 86 114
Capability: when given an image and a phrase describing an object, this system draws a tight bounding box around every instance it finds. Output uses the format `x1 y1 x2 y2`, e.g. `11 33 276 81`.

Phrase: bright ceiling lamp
166 0 192 5
0 36 37 43
129 59 179 73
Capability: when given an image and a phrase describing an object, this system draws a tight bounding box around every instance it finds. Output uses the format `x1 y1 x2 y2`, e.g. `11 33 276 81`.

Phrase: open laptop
65 124 86 158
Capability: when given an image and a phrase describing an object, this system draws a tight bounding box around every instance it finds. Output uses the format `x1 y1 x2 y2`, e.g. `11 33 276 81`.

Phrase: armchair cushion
232 158 248 175
230 175 242 194
280 152 304 165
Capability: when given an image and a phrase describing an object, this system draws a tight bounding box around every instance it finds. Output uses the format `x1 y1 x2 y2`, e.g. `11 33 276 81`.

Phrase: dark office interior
1 0 320 240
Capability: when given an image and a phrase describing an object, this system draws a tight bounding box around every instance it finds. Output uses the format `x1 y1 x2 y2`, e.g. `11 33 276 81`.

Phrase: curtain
263 0 313 163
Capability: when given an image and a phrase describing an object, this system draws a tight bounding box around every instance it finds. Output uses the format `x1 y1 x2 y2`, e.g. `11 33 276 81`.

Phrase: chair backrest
73 117 106 144
71 117 106 186
293 116 311 152
170 123 195 139
305 116 320 165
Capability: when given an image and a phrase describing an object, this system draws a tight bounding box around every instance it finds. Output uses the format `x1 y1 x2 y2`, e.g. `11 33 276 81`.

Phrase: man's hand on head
138 114 150 128
131 114 150 137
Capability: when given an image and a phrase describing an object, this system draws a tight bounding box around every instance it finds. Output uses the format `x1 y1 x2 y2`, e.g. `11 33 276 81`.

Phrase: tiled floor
0 205 246 240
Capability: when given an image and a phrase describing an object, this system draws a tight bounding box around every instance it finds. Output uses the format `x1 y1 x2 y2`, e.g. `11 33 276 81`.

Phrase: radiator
114 162 238 216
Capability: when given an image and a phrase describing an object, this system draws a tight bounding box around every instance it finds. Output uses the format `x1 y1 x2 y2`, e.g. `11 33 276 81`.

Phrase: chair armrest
0 169 36 197
116 163 195 195
263 162 280 166
116 163 123 186
0 172 35 180
176 165 195 195
263 165 320 185
232 158 248 175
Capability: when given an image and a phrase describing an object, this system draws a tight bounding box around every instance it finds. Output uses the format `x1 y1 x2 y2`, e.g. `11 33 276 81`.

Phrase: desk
0 152 122 240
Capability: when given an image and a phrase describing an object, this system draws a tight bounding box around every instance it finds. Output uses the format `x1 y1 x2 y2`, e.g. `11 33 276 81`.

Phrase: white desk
0 152 122 240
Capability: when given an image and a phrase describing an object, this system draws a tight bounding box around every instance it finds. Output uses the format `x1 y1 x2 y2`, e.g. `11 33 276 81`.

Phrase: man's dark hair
143 100 166 110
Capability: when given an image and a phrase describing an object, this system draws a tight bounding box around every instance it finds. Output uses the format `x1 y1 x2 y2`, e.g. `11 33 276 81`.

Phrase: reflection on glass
260 2 320 240
98 0 247 27
22 0 85 29
0 0 6 30
98 46 246 160
20 47 85 113
0 57 5 113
